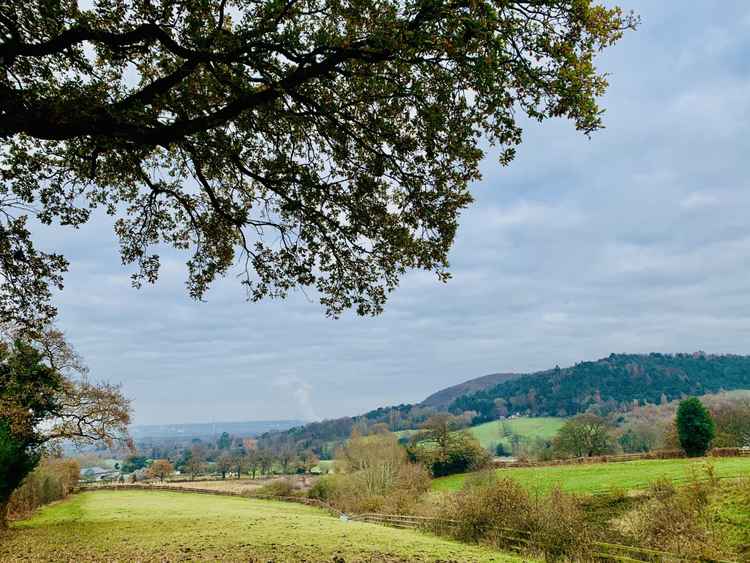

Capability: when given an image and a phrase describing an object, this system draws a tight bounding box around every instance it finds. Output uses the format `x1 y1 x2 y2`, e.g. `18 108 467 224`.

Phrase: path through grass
3 490 521 562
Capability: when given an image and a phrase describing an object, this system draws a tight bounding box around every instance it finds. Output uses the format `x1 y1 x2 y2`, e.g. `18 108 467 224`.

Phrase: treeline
451 353 750 421
502 391 750 462
257 404 447 457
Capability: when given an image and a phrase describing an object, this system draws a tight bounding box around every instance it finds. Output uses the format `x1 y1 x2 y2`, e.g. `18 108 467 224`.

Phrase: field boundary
77 484 738 563
492 448 750 470
75 483 343 515
349 513 737 563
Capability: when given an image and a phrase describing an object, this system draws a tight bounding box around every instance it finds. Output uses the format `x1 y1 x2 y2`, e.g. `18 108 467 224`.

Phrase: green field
312 459 336 474
3 490 521 562
432 456 750 494
468 417 565 450
395 417 564 451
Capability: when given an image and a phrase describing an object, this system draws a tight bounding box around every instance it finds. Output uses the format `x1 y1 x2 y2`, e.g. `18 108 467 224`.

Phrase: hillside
452 353 750 422
259 352 750 454
421 372 521 408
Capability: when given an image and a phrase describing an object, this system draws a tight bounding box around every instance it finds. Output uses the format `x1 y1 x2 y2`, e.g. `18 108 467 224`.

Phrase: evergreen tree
676 397 715 457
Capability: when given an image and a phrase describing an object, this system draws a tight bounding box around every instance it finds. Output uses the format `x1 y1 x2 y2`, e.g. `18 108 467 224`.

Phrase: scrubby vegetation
6 457 80 520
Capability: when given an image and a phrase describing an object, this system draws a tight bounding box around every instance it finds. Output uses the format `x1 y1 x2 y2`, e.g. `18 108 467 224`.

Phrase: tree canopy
1 0 635 325
676 397 715 457
0 324 130 526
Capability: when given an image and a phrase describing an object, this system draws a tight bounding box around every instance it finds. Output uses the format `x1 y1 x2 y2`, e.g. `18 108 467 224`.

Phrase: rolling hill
421 372 522 408
259 352 750 453
452 353 750 422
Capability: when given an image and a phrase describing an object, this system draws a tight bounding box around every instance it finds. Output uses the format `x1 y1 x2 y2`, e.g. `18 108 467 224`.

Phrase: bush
615 470 725 558
309 461 430 515
308 475 337 502
436 477 590 560
676 397 715 457
255 478 296 498
7 457 80 519
411 431 490 477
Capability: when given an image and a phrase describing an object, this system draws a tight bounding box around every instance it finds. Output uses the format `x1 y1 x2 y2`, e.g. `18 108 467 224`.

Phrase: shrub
528 488 591 561
7 457 80 519
676 398 715 457
436 477 590 560
616 470 724 558
411 431 490 477
255 478 296 498
308 475 337 502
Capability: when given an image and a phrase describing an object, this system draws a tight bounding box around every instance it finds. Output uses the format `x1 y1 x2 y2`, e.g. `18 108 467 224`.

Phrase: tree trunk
0 501 9 531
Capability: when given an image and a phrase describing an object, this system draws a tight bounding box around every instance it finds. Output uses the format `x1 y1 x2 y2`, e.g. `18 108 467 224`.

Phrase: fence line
78 484 738 563
349 513 737 563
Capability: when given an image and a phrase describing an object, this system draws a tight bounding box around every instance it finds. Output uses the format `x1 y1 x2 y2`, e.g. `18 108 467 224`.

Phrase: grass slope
3 490 520 562
432 456 750 494
469 417 564 450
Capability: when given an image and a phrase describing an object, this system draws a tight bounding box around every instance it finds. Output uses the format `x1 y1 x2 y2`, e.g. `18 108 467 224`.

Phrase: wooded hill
452 353 750 423
259 353 750 453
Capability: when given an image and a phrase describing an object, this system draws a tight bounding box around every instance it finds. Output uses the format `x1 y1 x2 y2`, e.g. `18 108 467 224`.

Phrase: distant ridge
131 419 304 439
421 372 521 409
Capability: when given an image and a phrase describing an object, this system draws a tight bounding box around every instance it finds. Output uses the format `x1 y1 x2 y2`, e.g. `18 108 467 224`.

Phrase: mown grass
394 417 564 451
432 456 750 494
468 417 564 450
2 490 522 562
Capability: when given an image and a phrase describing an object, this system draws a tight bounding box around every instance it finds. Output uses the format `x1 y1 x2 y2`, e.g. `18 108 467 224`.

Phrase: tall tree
217 432 232 450
0 326 130 528
552 413 613 458
148 459 174 482
0 1 636 326
676 397 715 457
185 444 206 479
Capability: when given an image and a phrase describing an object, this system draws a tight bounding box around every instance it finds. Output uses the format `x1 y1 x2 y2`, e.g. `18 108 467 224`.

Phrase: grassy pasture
432 456 750 494
469 417 564 450
394 417 564 450
3 490 520 562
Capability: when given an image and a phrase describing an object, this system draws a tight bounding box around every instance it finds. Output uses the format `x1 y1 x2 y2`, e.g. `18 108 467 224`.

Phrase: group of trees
543 397 722 461
126 434 321 483
0 325 130 527
451 354 750 421
407 414 489 477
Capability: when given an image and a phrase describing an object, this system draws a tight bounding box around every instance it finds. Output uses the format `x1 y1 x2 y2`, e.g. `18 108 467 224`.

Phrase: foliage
0 325 129 527
120 455 148 473
435 476 590 560
409 416 490 477
676 397 716 457
552 413 614 458
0 0 635 327
311 430 431 514
451 353 750 420
254 478 297 498
2 491 514 561
711 399 750 448
147 459 174 482
614 468 726 558
6 457 80 520
0 421 38 526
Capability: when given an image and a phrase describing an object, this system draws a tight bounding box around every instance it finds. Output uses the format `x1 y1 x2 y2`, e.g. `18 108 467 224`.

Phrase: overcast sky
38 1 750 425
